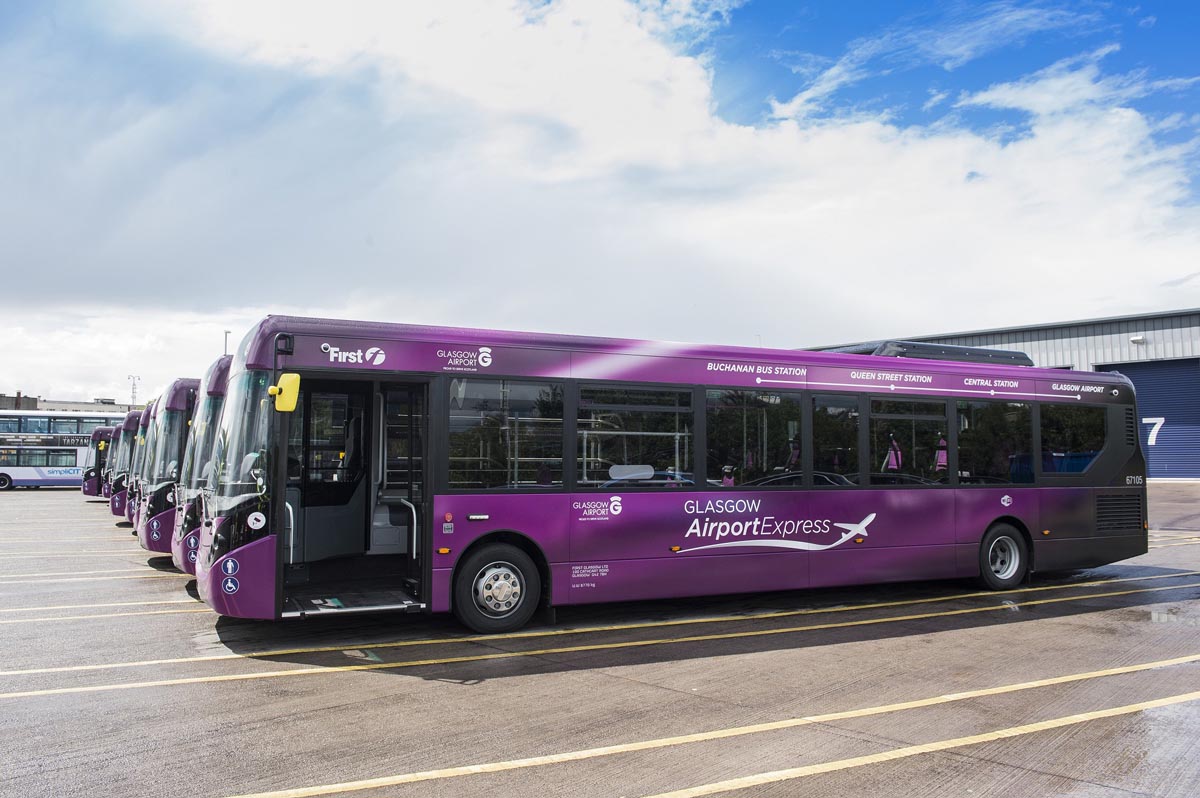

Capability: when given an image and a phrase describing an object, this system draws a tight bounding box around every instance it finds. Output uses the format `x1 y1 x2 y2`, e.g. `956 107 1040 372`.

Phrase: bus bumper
171 525 201 575
197 534 277 620
138 507 176 553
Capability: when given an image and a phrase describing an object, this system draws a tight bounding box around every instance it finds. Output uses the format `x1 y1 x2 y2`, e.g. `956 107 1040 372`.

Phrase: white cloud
2 1 1199 399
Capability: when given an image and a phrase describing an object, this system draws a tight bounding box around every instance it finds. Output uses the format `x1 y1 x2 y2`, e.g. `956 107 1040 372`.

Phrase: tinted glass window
869 399 947 485
49 449 77 466
51 419 79 434
812 395 859 484
957 401 1034 484
0 448 15 465
19 449 48 466
706 390 804 487
0 418 17 433
448 380 563 490
78 419 107 434
307 393 363 484
21 417 49 434
1041 404 1106 473
578 386 692 487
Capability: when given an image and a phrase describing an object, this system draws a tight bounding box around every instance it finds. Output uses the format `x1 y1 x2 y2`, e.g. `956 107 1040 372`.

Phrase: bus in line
109 411 142 517
81 426 115 497
136 378 199 553
197 316 1148 633
173 356 232 573
124 401 155 526
0 410 126 490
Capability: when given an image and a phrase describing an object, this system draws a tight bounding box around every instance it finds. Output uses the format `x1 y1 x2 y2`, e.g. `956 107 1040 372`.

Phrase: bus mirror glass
609 464 654 482
99 441 107 450
272 373 301 412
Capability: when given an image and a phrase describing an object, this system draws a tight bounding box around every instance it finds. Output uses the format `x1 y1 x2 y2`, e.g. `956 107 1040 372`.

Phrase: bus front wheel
453 543 541 634
978 524 1027 590
0 474 12 490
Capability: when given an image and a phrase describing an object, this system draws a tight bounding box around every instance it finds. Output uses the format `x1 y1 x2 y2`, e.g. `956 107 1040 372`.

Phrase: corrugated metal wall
914 312 1200 370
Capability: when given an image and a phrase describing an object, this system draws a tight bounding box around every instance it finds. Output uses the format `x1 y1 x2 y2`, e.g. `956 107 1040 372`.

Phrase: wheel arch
450 529 552 612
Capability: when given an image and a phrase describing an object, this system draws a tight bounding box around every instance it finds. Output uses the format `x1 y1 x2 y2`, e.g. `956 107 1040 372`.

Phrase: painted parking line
0 573 187 585
643 689 1200 798
0 567 159 579
0 598 197 614
221 652 1200 798
3 570 1197 678
0 608 212 625
0 552 166 559
2 581 1197 701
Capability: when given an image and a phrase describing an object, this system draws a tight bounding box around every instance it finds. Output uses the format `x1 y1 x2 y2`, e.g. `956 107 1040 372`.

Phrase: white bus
0 410 128 489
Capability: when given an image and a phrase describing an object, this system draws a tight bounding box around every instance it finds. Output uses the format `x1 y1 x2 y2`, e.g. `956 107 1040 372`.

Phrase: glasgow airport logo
321 343 386 366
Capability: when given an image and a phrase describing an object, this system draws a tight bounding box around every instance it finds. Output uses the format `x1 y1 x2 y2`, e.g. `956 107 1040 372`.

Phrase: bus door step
282 585 425 618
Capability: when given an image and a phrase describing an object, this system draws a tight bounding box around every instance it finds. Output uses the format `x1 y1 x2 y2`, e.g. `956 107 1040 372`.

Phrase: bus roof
203 355 233 397
91 426 115 442
162 378 200 411
237 315 1133 406
121 410 141 431
139 401 156 426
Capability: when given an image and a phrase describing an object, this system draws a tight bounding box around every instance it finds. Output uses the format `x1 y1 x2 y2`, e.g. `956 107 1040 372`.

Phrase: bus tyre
454 543 541 634
0 474 12 490
978 524 1027 590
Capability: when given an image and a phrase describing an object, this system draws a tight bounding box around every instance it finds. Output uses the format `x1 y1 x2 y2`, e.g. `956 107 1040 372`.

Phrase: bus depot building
816 308 1200 480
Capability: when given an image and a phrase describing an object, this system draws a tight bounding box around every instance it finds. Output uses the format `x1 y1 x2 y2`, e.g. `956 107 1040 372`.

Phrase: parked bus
124 401 156 525
196 316 1148 632
0 410 126 490
136 379 199 553
109 411 142 516
80 426 115 497
173 356 232 573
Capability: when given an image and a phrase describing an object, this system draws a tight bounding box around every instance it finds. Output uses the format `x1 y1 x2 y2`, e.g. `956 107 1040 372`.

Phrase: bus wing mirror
269 373 301 412
98 441 107 450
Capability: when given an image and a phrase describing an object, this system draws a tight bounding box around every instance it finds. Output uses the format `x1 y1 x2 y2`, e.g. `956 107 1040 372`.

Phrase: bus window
706 389 803 487
869 399 946 485
447 379 563 490
813 395 860 484
0 448 15 466
0 418 17 433
51 418 79 434
21 417 49 434
78 419 108 434
957 401 1033 484
18 449 48 467
48 449 77 466
578 386 692 487
1041 404 1106 473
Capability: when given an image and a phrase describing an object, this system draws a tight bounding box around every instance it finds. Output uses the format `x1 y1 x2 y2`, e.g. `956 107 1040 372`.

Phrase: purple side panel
110 489 127 517
82 477 100 496
125 490 136 522
103 482 112 499
198 534 276 620
138 507 176 553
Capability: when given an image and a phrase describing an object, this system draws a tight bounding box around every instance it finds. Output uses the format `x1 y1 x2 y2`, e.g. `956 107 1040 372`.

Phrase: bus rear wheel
453 543 541 634
978 524 1027 590
0 474 12 490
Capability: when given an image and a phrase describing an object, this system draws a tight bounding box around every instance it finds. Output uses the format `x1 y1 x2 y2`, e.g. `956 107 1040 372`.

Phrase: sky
2 0 1199 402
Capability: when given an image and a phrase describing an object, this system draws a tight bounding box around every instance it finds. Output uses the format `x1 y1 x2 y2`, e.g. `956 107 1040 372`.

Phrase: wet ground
1 487 1198 798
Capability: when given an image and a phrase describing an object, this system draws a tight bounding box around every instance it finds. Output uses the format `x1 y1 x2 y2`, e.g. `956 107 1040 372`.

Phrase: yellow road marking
1150 540 1200 550
223 653 1200 798
0 598 196 613
0 608 212 625
0 573 186 585
3 570 1195 678
643 689 1200 797
0 567 156 579
2 581 1197 700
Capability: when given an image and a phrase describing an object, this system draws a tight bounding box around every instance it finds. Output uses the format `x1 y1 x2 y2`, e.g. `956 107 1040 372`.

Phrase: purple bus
196 316 1148 633
125 401 156 526
169 357 233 572
80 426 114 497
136 380 200 553
109 411 142 517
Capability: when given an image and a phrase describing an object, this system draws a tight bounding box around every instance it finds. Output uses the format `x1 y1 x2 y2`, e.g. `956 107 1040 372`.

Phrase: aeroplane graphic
832 513 876 538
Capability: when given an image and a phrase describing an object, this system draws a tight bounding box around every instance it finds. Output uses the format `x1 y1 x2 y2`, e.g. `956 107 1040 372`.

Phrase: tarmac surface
1 486 1199 797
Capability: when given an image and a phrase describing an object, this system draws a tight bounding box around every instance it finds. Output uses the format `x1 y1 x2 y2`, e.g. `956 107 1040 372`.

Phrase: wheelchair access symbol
188 550 197 564
222 577 240 595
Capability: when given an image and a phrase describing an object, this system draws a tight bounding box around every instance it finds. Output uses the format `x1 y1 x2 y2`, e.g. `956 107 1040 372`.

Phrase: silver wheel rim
472 561 524 618
988 536 1020 580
